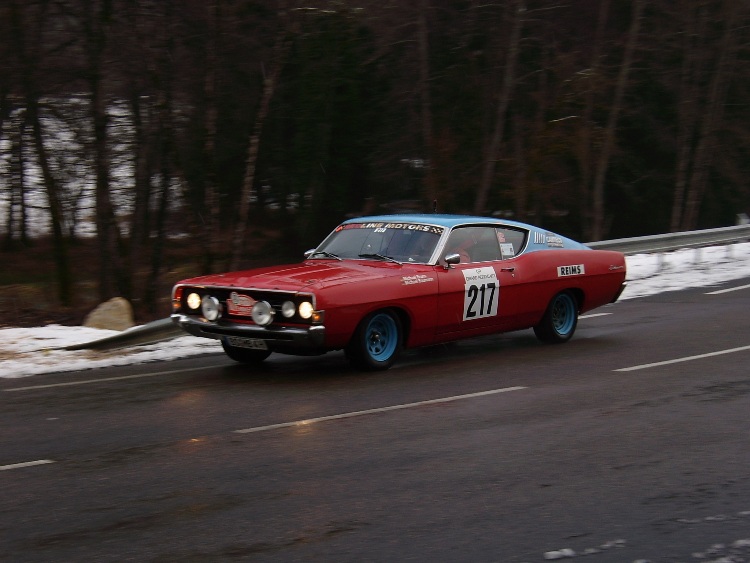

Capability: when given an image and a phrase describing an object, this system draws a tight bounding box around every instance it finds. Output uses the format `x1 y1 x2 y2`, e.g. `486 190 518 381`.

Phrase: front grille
178 285 313 325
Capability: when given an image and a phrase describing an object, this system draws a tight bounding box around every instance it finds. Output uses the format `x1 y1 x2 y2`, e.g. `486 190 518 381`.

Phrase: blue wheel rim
551 293 576 336
365 313 398 361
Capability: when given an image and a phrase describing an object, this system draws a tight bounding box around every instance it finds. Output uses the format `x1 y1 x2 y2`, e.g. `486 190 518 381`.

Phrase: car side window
470 227 503 262
444 226 502 263
496 227 527 258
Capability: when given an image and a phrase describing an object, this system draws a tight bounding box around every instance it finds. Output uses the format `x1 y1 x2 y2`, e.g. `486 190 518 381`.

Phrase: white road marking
580 313 612 319
615 345 750 372
2 365 217 392
235 386 527 434
705 283 750 295
0 459 55 471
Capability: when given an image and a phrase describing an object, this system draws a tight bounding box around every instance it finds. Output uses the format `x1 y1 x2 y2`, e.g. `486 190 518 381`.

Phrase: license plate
226 336 268 350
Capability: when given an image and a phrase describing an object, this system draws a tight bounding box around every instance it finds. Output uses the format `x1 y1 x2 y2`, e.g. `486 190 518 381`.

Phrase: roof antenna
433 200 438 213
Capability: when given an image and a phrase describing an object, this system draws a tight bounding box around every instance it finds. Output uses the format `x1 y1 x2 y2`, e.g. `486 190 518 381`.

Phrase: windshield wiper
309 251 343 260
358 253 402 264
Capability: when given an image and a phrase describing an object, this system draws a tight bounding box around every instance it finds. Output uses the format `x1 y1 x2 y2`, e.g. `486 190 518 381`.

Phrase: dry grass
0 229 295 328
0 237 197 328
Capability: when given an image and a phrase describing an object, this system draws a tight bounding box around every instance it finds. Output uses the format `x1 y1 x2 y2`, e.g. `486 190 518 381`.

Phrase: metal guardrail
587 223 750 255
64 318 184 351
67 223 750 351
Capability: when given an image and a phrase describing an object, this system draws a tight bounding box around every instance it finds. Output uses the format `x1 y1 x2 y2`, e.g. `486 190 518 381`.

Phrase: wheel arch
567 287 584 311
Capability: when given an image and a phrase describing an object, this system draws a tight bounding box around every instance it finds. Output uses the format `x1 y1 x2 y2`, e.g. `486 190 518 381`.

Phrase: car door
435 226 511 337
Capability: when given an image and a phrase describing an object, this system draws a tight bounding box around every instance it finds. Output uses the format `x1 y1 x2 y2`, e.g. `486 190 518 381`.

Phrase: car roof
341 213 531 230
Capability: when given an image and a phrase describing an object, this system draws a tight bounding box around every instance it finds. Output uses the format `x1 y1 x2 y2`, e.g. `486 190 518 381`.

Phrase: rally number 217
465 282 497 319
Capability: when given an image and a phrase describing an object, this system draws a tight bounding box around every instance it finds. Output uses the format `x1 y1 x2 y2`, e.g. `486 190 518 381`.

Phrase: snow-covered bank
2 242 749 379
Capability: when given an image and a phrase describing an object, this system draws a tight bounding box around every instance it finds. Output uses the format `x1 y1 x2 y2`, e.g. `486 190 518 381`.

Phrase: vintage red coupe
171 214 626 370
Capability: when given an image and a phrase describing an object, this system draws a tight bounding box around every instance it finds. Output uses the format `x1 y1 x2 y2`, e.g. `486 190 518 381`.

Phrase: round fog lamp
298 301 314 320
186 292 201 310
281 301 296 318
201 295 221 321
251 301 275 326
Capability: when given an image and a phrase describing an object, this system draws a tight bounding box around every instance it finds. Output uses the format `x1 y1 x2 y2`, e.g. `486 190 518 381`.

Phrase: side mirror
443 253 461 269
304 249 316 259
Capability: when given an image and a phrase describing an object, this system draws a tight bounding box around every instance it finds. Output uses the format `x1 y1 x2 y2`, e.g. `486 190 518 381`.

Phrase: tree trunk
512 113 527 221
474 0 524 216
144 122 172 312
590 0 644 241
10 0 71 304
29 100 72 305
681 0 738 231
669 1 703 232
417 0 436 207
230 1 289 271
201 0 221 274
579 0 610 239
143 0 175 312
83 0 127 300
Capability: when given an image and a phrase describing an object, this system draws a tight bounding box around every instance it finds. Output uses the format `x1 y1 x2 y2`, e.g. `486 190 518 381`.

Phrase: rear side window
495 227 527 258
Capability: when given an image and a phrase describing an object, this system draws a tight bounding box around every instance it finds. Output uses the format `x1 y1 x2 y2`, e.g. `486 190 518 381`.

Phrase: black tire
221 338 272 364
346 310 403 371
533 291 579 344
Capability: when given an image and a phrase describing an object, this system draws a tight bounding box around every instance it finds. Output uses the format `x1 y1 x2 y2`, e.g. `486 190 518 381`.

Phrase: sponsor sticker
557 264 585 277
533 231 564 247
401 274 434 285
226 292 256 316
338 222 444 235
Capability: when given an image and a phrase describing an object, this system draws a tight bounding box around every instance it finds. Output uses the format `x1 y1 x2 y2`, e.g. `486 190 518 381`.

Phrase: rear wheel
221 338 272 364
533 291 578 344
346 310 403 371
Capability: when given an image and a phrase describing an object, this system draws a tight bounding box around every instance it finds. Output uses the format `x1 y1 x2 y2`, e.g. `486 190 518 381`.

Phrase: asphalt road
2 279 750 562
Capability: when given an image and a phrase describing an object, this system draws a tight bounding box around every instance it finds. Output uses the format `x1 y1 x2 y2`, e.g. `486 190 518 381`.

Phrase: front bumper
171 314 326 352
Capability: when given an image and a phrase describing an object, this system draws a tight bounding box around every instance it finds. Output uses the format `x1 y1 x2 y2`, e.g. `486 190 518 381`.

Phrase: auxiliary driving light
251 301 275 326
281 300 296 318
201 295 221 321
186 292 201 310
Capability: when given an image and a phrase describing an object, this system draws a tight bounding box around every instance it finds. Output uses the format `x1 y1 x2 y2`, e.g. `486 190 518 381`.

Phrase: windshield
315 222 444 263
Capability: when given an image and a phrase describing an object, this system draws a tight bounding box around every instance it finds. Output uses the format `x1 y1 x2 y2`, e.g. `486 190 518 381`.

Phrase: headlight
298 301 314 319
186 292 201 310
281 300 296 318
201 295 221 321
252 301 275 326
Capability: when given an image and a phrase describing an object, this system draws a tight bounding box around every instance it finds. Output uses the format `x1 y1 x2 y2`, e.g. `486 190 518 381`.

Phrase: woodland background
1 0 749 321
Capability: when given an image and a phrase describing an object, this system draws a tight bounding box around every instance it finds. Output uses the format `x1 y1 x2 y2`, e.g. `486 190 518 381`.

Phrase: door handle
500 267 515 277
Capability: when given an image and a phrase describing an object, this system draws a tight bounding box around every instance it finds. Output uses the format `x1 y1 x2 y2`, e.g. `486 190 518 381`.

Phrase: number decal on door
462 267 499 320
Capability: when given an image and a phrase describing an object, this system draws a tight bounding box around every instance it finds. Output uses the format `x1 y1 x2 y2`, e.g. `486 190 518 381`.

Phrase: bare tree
417 0 436 206
9 0 72 304
590 0 645 241
80 0 130 300
678 0 740 231
577 0 610 237
230 1 289 271
474 0 524 216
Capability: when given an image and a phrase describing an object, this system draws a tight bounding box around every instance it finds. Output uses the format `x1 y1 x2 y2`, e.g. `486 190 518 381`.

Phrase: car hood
177 260 409 292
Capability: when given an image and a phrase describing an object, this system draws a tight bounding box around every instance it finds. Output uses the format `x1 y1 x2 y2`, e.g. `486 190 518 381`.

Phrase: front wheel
533 291 579 344
346 310 403 371
221 338 272 364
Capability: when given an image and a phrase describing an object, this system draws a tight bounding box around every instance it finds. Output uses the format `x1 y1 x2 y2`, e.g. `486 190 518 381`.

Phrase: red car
171 214 626 370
